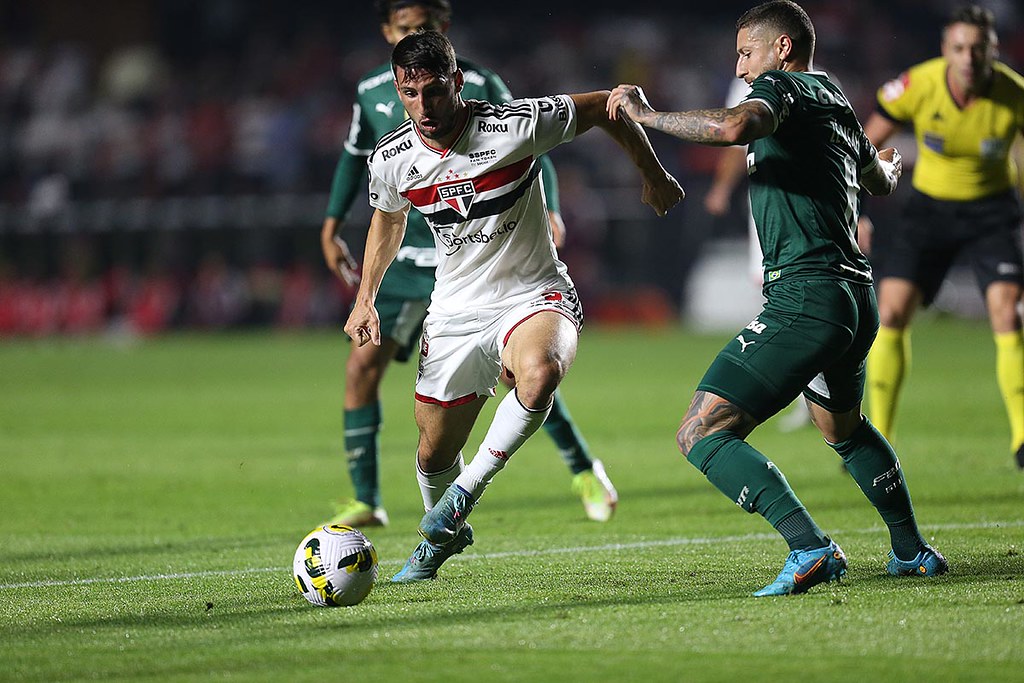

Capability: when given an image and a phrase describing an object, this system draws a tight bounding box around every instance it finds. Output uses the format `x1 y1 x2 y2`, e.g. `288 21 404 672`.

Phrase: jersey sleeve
745 71 796 134
875 70 916 123
344 99 379 156
531 95 577 157
366 159 408 213
327 93 381 219
325 150 369 219
855 127 880 174
476 66 559 210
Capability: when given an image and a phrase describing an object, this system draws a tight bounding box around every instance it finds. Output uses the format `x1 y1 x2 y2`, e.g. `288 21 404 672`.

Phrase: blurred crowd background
1 0 1021 337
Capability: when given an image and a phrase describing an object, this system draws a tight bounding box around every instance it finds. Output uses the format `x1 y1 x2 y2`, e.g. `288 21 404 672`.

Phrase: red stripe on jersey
401 156 534 209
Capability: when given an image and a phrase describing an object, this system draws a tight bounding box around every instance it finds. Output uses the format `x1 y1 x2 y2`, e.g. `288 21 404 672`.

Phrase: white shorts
414 287 583 406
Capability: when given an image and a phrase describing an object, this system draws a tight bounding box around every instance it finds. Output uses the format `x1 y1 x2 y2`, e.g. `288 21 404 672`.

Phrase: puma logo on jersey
375 101 396 117
736 335 755 353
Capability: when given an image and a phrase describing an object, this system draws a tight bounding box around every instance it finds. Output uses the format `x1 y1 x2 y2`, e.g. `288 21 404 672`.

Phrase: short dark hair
736 0 816 63
946 4 995 33
391 30 457 81
375 0 452 25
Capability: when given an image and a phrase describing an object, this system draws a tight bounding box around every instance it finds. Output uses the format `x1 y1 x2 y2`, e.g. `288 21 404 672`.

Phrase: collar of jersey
414 100 473 158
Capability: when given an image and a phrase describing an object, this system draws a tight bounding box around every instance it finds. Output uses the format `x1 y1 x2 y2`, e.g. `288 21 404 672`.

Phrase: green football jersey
745 70 877 287
328 56 556 300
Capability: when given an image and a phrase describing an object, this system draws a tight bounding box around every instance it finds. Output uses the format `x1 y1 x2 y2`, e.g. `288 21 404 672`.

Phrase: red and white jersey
367 95 577 318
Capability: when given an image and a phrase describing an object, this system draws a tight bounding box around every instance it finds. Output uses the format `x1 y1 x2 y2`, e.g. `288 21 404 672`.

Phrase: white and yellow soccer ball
292 524 378 607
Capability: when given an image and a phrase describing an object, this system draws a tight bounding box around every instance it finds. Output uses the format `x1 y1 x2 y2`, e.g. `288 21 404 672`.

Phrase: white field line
2 519 1020 591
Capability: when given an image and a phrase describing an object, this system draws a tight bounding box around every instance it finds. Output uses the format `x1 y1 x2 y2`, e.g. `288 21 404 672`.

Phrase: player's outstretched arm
343 206 409 347
606 84 773 147
570 91 683 216
861 147 902 196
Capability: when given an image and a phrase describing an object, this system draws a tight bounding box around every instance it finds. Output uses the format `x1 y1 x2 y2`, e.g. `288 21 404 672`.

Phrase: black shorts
873 189 1023 306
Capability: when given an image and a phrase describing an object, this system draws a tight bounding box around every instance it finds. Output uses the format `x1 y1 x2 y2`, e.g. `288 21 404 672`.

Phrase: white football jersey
367 95 577 318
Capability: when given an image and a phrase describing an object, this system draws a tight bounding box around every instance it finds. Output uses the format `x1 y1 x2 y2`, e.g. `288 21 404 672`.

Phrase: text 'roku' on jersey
367 96 577 318
744 70 877 287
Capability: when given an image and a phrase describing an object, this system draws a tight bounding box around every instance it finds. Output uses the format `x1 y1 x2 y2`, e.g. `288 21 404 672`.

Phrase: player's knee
415 439 456 472
511 357 564 409
345 353 384 389
877 308 910 329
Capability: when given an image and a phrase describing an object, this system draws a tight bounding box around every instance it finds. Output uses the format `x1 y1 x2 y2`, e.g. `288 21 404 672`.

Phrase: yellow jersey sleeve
876 58 1024 201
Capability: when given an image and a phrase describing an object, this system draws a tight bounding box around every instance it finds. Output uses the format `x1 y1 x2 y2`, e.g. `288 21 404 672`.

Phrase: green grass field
1 316 1022 681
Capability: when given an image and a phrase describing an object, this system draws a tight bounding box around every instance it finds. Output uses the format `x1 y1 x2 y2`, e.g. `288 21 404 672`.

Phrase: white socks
453 390 551 501
417 452 465 511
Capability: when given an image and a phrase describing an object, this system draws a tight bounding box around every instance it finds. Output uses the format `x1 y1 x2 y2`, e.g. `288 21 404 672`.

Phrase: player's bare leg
414 395 488 508
416 312 579 546
500 310 578 409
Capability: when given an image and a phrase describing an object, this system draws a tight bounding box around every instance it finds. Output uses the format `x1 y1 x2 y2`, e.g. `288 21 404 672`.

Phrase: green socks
543 390 594 475
343 402 382 508
829 417 926 560
686 431 828 551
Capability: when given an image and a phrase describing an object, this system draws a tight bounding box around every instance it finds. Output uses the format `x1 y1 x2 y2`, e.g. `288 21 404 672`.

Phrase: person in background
860 5 1024 468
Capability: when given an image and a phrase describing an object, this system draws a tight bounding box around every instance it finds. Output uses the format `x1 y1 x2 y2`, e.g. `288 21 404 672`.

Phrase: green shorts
373 293 429 363
697 279 879 421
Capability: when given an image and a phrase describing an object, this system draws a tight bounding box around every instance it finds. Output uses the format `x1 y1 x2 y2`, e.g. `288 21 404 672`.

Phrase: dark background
0 0 1020 334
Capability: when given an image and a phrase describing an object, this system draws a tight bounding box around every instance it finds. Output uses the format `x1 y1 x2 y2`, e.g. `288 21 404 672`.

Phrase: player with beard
345 30 682 582
321 0 619 531
608 0 946 595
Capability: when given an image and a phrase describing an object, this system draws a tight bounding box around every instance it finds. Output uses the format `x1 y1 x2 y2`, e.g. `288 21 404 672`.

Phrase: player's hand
343 301 380 347
643 171 685 216
607 84 655 123
320 219 361 287
878 147 902 180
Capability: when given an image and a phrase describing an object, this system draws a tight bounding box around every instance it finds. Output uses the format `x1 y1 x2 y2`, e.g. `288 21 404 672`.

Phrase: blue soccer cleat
418 484 474 545
754 540 848 597
390 524 475 583
886 545 948 577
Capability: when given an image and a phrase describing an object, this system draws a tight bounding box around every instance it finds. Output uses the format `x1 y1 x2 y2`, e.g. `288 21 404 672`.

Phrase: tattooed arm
606 84 775 146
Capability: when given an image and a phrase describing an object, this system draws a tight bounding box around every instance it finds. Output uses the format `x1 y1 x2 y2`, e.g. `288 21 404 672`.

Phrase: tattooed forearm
651 108 732 144
649 101 764 146
676 390 757 455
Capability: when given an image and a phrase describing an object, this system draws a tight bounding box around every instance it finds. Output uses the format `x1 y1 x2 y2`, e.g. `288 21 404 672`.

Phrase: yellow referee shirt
876 57 1024 201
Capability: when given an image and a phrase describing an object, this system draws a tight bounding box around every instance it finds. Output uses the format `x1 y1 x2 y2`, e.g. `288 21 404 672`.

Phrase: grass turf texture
1 316 1022 681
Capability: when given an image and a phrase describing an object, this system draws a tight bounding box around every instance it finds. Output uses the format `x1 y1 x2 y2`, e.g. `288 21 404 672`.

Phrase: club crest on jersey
437 179 476 218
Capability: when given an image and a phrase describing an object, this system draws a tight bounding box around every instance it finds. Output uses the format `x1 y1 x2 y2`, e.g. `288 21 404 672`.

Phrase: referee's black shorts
872 189 1023 306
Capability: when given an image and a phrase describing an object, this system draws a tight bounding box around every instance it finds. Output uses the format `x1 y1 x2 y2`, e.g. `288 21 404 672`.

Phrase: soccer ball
292 524 378 607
